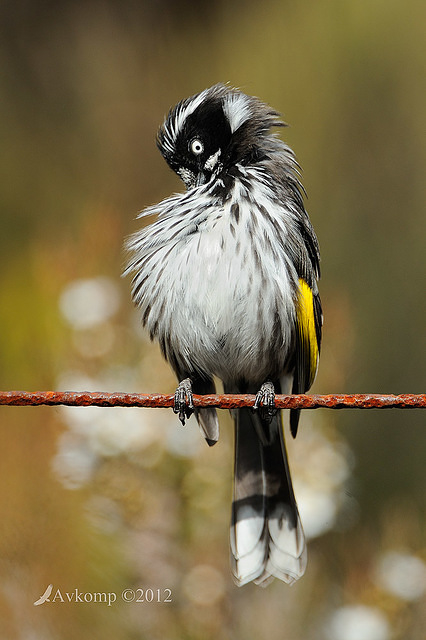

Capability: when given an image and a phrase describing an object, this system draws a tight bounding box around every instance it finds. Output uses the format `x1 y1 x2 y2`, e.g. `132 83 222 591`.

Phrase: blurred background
0 1 425 638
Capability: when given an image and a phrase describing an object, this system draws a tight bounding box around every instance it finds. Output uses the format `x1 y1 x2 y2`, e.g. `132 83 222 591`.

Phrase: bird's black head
157 84 284 188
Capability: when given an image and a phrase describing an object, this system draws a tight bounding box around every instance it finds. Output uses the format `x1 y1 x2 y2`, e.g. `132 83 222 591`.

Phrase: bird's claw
173 378 194 425
253 381 277 422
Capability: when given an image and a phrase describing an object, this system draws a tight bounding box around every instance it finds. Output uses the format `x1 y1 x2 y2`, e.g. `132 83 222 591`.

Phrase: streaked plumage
125 84 322 586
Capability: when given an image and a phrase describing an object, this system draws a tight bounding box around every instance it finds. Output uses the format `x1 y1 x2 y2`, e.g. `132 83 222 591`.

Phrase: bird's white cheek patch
204 149 221 172
178 167 196 186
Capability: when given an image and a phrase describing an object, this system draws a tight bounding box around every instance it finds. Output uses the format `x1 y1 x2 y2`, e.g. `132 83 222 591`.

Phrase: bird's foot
173 378 194 425
253 381 277 422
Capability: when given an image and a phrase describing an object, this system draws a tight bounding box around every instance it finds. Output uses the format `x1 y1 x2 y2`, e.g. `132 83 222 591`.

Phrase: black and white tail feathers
231 408 306 586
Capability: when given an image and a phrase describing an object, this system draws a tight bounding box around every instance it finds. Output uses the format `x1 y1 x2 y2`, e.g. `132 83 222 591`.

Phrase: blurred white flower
57 367 138 394
325 605 391 640
59 404 161 453
288 417 355 539
57 371 100 392
297 485 337 538
51 431 98 489
374 550 426 601
53 404 164 487
59 276 120 329
52 370 169 487
164 414 203 458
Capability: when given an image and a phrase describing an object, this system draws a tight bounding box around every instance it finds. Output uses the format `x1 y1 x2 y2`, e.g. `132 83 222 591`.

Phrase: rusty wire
0 390 425 410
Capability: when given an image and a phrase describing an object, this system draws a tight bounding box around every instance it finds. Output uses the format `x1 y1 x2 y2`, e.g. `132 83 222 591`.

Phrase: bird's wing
290 277 322 437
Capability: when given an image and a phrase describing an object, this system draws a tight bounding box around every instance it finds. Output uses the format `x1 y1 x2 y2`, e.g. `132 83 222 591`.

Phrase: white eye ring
190 139 204 155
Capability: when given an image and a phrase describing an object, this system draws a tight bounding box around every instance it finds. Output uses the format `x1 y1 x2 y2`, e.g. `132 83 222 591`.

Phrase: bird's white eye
190 139 204 155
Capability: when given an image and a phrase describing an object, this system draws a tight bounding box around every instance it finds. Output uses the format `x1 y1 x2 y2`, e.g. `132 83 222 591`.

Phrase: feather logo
33 584 53 606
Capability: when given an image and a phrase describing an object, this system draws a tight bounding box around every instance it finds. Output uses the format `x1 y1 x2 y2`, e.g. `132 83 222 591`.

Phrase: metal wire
0 390 425 409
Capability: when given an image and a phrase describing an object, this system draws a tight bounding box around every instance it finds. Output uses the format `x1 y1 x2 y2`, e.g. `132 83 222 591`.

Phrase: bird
34 583 53 606
125 83 322 586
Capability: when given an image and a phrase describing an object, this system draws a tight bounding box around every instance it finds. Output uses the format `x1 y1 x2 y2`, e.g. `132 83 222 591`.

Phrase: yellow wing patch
296 278 319 388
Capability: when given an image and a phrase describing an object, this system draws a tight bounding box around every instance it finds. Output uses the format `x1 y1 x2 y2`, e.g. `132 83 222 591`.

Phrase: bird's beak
196 173 207 187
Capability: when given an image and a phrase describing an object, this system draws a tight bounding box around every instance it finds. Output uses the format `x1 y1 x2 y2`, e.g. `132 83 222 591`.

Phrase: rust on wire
0 390 425 409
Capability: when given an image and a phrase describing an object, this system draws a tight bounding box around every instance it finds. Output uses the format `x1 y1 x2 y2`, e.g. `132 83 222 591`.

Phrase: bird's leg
173 377 194 425
253 381 277 422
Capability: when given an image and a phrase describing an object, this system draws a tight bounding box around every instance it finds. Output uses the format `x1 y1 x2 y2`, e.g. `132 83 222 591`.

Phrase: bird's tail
230 408 306 586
